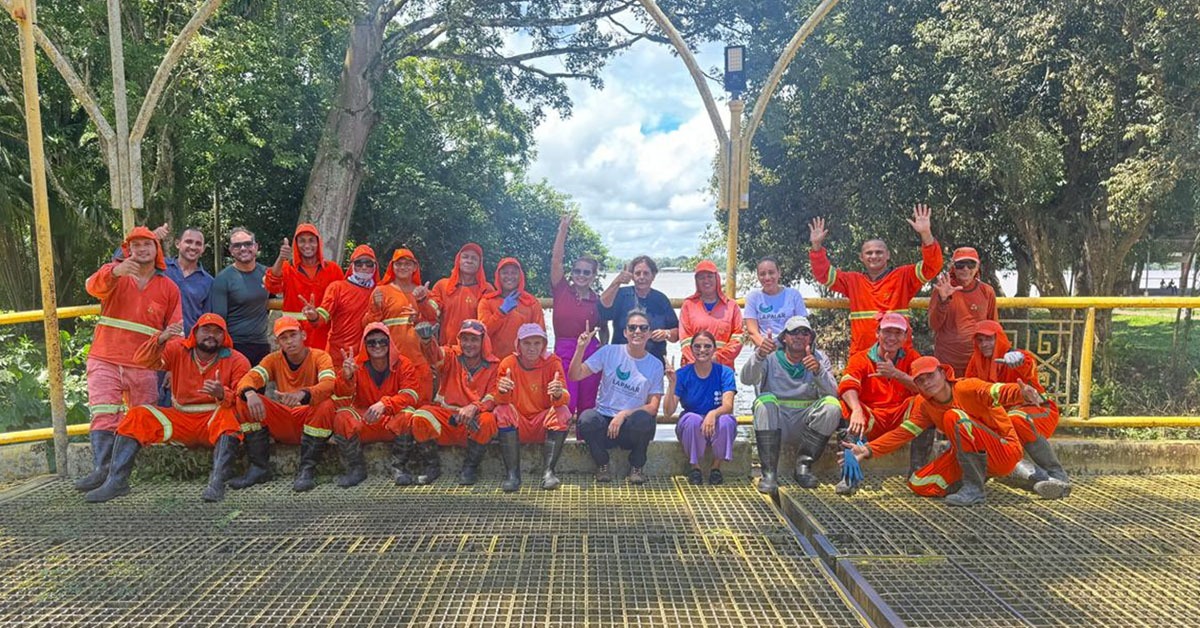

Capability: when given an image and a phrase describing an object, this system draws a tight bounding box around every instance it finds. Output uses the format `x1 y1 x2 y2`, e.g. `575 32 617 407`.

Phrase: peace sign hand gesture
300 293 320 322
340 347 357 380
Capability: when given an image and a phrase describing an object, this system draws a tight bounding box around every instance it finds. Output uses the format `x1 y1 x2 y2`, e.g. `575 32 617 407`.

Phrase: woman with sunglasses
570 309 664 484
550 214 605 416
928 247 997 377
679 260 744 368
663 331 737 485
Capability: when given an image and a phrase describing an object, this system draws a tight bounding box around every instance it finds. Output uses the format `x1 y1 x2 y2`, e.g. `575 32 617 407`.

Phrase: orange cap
952 247 980 263
975 320 1003 337
273 317 302 337
909 356 943 377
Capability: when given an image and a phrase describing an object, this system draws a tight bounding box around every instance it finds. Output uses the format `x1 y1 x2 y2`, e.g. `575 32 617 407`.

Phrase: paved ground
2 473 1199 626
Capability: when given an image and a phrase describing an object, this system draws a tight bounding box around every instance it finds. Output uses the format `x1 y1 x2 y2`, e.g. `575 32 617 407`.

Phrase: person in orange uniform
265 223 344 350
678 260 744 369
928 247 998 376
493 323 571 492
409 319 501 486
85 314 250 504
365 249 439 403
310 245 377 354
966 320 1069 494
478 257 545 355
842 356 1067 505
808 204 943 353
838 312 920 439
76 226 183 494
431 242 493 346
231 318 337 492
329 322 422 488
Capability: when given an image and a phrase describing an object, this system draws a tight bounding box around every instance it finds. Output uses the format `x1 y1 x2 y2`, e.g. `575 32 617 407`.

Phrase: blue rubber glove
499 291 520 314
841 438 866 488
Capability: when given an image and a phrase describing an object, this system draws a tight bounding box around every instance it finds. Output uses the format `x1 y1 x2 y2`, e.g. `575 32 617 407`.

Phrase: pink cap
516 323 547 341
877 312 909 332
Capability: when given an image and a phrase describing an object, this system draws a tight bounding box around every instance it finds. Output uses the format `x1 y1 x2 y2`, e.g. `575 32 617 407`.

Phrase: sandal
687 468 703 485
708 469 724 485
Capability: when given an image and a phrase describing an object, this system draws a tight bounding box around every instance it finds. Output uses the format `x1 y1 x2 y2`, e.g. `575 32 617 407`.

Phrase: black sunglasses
571 268 593 276
954 261 977 269
626 324 649 332
352 260 376 267
364 338 389 348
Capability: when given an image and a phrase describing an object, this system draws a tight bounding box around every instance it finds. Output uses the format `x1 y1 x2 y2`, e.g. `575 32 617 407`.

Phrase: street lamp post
635 0 843 298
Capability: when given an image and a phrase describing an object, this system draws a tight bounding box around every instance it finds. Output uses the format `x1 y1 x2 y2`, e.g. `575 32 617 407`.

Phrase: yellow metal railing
1 295 1198 445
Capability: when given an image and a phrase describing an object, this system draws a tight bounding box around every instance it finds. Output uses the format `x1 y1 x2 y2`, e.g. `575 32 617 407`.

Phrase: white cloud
528 38 730 259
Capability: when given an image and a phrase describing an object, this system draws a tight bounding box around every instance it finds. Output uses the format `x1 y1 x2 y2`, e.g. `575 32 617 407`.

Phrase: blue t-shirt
601 287 678 361
165 258 213 334
744 287 809 337
584 344 665 416
674 363 737 415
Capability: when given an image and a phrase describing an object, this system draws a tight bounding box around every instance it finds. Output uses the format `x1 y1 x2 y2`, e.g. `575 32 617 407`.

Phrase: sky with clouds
526 39 729 261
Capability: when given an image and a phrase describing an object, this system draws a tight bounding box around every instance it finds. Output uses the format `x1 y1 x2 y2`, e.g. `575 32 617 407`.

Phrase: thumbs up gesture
498 367 515 394
801 342 820 373
201 369 224 400
548 370 565 399
372 287 384 309
277 237 292 263
300 293 319 322
412 281 431 302
756 331 777 359
340 347 357 380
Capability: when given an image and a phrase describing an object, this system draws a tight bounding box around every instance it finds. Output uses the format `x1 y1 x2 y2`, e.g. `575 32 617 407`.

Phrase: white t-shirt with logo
744 287 809 337
585 344 665 416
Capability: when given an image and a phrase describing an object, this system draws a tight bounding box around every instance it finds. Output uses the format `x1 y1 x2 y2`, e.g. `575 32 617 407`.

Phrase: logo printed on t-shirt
758 303 774 313
616 367 631 381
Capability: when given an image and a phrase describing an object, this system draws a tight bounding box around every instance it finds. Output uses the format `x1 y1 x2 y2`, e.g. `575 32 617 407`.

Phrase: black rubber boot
499 430 521 492
84 435 140 503
908 428 935 475
201 434 240 502
945 451 988 506
228 429 273 489
292 434 327 492
74 430 116 492
459 440 486 485
416 441 441 485
793 427 829 489
334 435 368 488
755 430 782 494
1024 435 1071 499
391 435 415 486
541 430 567 490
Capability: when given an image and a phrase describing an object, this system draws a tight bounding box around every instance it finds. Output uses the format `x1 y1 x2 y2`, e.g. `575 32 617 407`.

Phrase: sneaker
594 464 612 483
708 469 724 486
628 467 647 485
687 468 703 485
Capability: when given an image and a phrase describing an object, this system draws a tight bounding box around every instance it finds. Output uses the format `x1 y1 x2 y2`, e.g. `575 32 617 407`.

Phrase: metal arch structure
635 0 843 297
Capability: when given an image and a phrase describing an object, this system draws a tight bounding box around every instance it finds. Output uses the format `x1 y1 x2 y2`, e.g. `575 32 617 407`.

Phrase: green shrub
0 321 92 432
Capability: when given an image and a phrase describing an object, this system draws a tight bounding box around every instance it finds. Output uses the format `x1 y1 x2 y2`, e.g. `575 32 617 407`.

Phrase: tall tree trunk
298 11 386 264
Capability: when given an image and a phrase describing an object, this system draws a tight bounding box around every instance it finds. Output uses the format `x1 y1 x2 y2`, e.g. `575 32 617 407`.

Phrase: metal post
1077 307 1097 420
726 99 745 298
12 0 70 475
106 0 134 232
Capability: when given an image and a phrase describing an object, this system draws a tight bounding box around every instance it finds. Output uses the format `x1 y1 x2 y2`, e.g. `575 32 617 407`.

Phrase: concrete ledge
53 437 1200 484
0 442 50 482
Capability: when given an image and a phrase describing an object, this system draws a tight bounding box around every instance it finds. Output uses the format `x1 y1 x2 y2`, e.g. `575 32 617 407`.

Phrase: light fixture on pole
724 45 747 96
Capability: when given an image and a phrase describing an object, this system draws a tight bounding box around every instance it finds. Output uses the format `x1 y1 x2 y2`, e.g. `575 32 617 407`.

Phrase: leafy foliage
0 322 92 432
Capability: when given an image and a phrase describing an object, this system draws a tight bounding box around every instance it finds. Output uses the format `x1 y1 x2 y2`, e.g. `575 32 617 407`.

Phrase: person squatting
78 205 1070 506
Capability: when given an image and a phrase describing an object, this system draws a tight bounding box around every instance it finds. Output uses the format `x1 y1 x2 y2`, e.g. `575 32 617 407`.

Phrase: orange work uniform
332 323 423 443
264 223 344 350
314 245 377 355
365 249 439 403
929 280 997 376
838 345 921 439
85 227 183 431
965 321 1059 442
478 258 546 355
410 341 499 447
430 243 494 346
810 241 943 353
678 261 745 368
235 348 337 445
120 313 250 447
493 353 571 444
868 375 1025 497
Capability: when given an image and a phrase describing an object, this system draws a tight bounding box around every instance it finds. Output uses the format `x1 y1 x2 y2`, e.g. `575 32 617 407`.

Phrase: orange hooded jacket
868 373 1024 458
132 312 251 411
493 350 570 416
86 226 183 367
679 260 744 367
236 346 337 404
478 257 545 354
315 244 377 355
264 223 345 350
333 322 422 415
422 327 500 411
838 343 921 419
431 243 494 345
964 321 1045 394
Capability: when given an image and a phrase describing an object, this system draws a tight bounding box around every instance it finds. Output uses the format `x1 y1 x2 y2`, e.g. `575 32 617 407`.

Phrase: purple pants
555 337 600 415
675 412 737 466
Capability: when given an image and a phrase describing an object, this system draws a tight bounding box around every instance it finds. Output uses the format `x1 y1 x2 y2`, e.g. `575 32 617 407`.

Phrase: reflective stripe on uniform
989 383 1004 406
251 365 270 383
89 403 125 417
318 369 336 381
240 422 263 433
383 317 414 326
303 425 332 438
316 307 331 322
338 406 364 422
144 406 174 443
173 401 219 413
909 473 949 489
849 309 911 320
823 268 837 289
900 420 923 436
331 394 353 402
411 409 443 436
280 311 306 320
752 394 818 410
96 316 161 337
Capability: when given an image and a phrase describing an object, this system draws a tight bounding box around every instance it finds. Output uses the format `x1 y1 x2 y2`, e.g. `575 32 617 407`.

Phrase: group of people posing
74 205 1070 507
